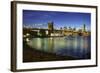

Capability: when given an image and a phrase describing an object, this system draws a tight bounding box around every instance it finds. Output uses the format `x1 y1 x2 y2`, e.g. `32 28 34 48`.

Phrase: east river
27 36 91 59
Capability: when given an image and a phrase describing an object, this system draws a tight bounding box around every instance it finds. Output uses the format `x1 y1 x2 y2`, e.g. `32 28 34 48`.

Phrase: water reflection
27 36 91 59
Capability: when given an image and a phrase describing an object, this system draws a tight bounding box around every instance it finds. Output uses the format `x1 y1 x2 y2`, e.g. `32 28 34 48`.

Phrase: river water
27 36 91 59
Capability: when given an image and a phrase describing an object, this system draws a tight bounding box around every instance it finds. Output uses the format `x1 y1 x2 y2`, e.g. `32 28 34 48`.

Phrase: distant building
82 24 86 32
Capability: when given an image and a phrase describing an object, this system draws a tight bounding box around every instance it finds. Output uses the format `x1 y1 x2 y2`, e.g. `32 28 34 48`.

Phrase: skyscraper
83 24 86 32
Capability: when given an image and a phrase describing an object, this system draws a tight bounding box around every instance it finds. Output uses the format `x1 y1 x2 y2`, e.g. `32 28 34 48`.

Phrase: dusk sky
23 10 91 31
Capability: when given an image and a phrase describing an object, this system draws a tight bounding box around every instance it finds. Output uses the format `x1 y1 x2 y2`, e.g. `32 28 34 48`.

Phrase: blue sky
23 10 91 31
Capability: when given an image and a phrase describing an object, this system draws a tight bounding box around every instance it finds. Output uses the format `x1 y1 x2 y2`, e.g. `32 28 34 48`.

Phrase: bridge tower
48 22 54 35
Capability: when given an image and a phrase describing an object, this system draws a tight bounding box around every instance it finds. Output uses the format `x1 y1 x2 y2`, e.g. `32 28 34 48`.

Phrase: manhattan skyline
23 10 91 31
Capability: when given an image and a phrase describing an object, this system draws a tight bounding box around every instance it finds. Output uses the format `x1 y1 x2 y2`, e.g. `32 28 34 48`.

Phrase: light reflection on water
27 36 91 59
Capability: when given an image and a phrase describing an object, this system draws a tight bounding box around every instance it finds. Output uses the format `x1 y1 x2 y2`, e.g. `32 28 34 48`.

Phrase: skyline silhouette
23 10 91 31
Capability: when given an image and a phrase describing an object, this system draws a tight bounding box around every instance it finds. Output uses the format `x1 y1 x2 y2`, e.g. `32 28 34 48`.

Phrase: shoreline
23 41 75 62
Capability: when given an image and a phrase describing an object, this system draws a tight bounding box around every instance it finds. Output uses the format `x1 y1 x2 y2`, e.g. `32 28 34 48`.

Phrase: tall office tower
83 24 86 32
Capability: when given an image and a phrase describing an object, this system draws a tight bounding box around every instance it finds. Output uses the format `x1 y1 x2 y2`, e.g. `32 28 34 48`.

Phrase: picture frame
11 1 98 72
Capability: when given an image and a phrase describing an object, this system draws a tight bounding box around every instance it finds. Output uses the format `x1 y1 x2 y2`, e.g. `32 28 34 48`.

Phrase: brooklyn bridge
23 22 90 39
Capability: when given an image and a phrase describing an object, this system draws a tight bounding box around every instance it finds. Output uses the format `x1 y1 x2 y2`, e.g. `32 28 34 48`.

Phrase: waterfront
27 35 91 59
23 10 91 62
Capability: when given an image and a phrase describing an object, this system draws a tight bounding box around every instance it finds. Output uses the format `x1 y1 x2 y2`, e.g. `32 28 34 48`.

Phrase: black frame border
11 1 98 72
